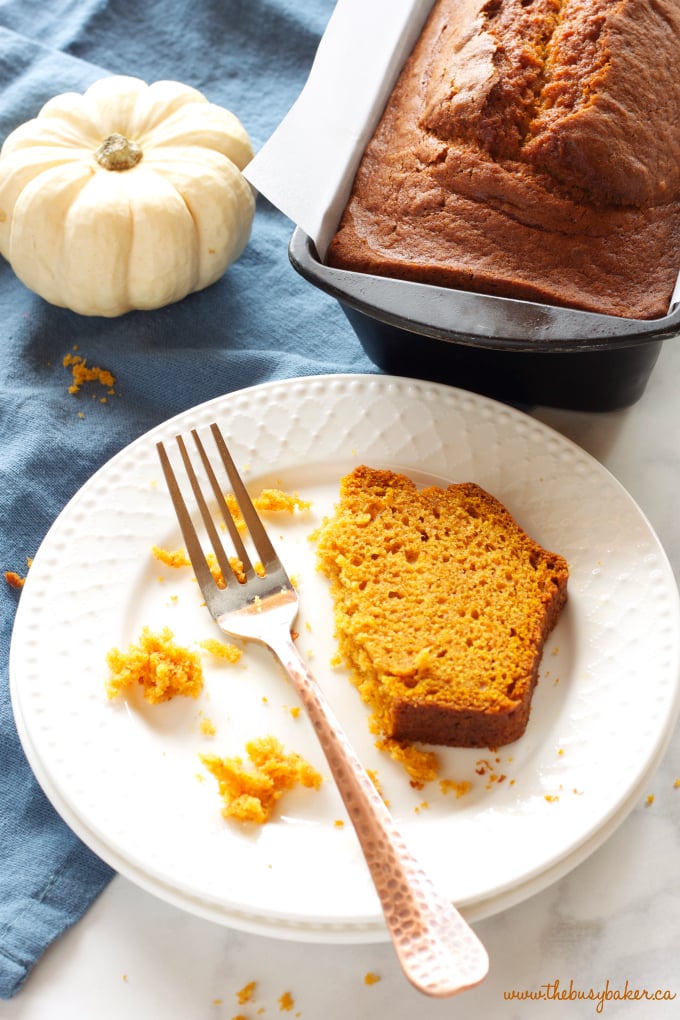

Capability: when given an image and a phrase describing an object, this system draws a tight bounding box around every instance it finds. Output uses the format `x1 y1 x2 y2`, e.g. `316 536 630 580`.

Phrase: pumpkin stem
95 133 143 171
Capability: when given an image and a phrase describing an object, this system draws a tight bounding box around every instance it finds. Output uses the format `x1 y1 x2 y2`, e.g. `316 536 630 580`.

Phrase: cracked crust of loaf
316 466 568 749
327 0 680 319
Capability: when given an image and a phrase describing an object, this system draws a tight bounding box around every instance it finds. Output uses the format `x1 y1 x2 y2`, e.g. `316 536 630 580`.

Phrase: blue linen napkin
0 0 375 997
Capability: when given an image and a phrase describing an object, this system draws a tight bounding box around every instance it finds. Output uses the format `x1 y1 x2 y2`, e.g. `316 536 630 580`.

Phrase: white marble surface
3 342 680 1020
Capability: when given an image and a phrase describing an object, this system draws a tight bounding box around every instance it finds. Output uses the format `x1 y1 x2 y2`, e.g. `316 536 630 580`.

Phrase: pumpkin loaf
316 467 568 748
327 0 680 319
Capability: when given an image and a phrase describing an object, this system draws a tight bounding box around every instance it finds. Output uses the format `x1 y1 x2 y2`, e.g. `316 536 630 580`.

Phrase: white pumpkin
0 75 256 316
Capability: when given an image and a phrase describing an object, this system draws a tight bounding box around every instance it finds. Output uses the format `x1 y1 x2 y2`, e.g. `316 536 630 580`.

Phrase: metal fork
156 423 489 998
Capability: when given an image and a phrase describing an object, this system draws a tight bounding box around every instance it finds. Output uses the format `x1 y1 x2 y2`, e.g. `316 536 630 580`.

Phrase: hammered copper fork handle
270 626 489 998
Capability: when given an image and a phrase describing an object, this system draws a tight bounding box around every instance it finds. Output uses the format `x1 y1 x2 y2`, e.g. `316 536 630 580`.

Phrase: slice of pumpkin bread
316 467 568 749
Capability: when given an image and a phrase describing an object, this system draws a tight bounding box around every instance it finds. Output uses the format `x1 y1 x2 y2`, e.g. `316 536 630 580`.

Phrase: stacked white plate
10 375 680 941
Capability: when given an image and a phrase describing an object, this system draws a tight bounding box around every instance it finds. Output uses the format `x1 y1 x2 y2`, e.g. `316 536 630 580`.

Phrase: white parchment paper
243 0 435 258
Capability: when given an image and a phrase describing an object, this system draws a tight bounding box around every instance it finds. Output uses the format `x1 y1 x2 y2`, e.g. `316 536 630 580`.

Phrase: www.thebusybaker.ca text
503 978 677 1014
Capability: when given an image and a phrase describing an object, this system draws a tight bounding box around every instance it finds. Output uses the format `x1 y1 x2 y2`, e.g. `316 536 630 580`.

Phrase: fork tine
188 429 254 578
156 439 221 598
173 433 242 589
208 423 280 573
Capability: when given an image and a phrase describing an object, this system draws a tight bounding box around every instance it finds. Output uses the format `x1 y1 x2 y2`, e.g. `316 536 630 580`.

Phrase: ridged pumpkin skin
0 75 256 316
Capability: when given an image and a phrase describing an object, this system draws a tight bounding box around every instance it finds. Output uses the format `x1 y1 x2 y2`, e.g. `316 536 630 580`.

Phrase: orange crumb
645 794 654 807
151 545 254 587
364 972 381 986
439 779 472 799
152 546 191 569
200 638 242 663
334 819 345 828
288 706 301 719
105 626 203 703
278 991 295 1011
237 981 257 1004
200 717 216 736
366 769 383 796
222 493 246 532
223 489 310 536
674 779 680 789
4 556 32 589
63 352 115 395
201 737 322 824
255 490 311 514
376 737 439 788
544 794 559 803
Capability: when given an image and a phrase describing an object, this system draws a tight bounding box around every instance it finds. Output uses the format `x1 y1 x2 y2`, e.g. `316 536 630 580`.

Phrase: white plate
10 374 680 942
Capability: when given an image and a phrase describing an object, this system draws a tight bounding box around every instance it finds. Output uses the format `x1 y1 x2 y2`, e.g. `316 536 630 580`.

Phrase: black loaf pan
289 227 680 412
